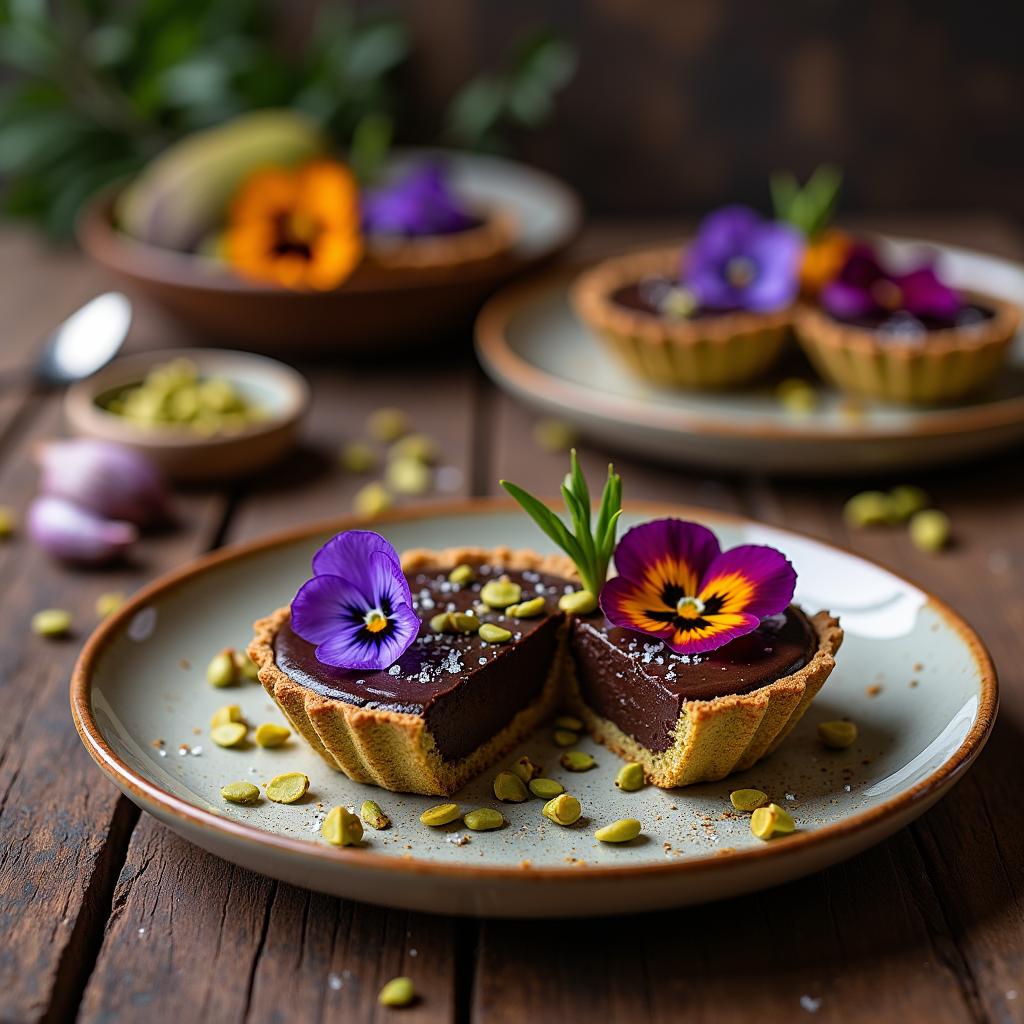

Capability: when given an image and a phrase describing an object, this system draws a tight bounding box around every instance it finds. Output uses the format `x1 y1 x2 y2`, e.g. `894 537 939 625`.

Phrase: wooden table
1 218 1022 1024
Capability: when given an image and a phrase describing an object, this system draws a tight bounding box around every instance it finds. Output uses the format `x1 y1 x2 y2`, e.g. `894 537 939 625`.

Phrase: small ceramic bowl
64 348 309 483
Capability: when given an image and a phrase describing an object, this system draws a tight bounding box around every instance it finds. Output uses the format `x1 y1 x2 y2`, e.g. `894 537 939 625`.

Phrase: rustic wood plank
80 365 474 1024
0 396 226 1023
227 361 479 543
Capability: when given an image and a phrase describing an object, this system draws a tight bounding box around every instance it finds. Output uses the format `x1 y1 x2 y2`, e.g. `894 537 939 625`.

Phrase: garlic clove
27 495 137 565
36 439 173 528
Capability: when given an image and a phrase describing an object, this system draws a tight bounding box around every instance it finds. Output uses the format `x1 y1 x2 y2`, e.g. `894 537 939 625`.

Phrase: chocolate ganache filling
570 607 817 753
274 566 567 762
274 565 817 762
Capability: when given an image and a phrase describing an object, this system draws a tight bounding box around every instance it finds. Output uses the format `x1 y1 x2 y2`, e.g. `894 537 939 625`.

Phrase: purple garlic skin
37 439 172 527
28 495 138 565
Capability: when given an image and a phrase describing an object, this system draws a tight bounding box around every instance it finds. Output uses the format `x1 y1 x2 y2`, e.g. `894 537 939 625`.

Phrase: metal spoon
0 292 133 390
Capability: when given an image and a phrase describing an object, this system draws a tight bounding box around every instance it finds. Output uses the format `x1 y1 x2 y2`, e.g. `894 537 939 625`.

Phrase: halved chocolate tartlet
250 546 842 795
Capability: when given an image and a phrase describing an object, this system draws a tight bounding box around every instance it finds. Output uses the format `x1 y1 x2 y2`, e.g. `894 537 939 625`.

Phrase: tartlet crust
571 247 793 389
794 293 1021 404
359 206 518 280
249 545 842 795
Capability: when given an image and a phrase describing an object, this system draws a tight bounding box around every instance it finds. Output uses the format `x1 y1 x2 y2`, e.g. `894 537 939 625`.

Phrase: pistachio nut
528 777 565 799
909 509 951 552
322 806 363 846
552 729 578 748
360 799 391 830
210 704 244 729
817 720 858 749
493 770 529 803
478 623 512 644
265 772 309 804
615 763 645 792
206 649 238 687
510 756 542 783
506 596 545 618
254 722 291 748
558 589 598 615
419 802 460 827
31 608 71 638
447 563 476 585
729 788 769 812
553 714 583 731
560 750 595 772
480 576 522 609
378 977 415 1007
750 802 796 840
210 721 248 748
594 818 642 843
220 781 261 805
463 807 505 831
542 793 582 826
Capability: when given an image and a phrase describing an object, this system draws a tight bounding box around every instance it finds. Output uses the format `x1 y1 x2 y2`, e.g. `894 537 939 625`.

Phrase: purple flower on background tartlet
599 518 796 656
683 205 804 313
361 162 476 238
291 530 419 671
821 244 963 324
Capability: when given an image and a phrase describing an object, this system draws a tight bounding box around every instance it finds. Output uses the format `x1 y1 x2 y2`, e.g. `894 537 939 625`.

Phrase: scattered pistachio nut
730 788 769 812
234 649 260 681
206 649 238 687
909 509 951 552
211 704 244 728
479 623 512 644
529 777 565 799
776 377 818 415
553 714 583 731
360 799 391 830
493 770 529 803
750 802 796 840
322 806 363 846
390 433 438 464
560 750 596 772
339 440 376 474
0 505 14 538
366 407 408 443
419 802 460 827
386 456 432 496
480 576 522 609
464 807 505 831
430 610 479 634
220 781 261 805
542 793 582 826
889 484 930 522
95 591 125 618
615 762 645 792
210 721 248 748
265 772 309 804
352 481 391 518
447 563 476 585
255 722 291 748
817 720 858 749
506 596 545 618
510 756 542 783
844 490 894 528
558 589 598 615
378 976 416 1008
595 818 642 843
552 729 578 748
31 608 71 637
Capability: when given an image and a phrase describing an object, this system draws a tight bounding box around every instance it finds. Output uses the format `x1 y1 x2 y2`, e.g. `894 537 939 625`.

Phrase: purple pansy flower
683 205 804 313
600 519 796 656
291 530 419 671
361 162 476 238
821 244 963 323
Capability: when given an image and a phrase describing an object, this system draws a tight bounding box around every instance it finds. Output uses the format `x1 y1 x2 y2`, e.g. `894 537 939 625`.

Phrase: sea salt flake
328 973 343 991
800 995 822 1013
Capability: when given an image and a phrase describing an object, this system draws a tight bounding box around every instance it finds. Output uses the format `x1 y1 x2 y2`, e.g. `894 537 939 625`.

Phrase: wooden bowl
76 150 581 356
64 348 309 483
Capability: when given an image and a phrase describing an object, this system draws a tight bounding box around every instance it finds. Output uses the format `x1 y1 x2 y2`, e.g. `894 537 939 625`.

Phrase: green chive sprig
500 450 622 596
770 163 842 239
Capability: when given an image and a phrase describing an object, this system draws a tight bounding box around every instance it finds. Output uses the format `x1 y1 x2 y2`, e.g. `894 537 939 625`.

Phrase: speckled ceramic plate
72 501 996 917
476 238 1024 475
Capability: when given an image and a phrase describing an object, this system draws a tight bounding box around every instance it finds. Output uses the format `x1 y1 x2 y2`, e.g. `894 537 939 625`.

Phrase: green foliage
0 0 410 236
446 28 578 153
770 164 843 239
501 450 622 596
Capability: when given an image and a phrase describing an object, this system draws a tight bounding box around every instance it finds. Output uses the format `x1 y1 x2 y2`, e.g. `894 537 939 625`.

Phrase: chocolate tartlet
572 247 793 391
250 546 842 795
795 291 1020 404
361 207 518 280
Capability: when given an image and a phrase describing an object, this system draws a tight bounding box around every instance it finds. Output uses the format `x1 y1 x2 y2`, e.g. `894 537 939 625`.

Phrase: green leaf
349 110 392 183
500 481 585 568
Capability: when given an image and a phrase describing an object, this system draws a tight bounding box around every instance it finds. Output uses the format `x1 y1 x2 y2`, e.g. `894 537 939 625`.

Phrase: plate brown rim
71 498 998 883
474 259 1024 443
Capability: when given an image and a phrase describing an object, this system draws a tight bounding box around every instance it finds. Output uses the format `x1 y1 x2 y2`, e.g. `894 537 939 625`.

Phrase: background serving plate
72 501 995 918
79 148 581 355
476 238 1024 475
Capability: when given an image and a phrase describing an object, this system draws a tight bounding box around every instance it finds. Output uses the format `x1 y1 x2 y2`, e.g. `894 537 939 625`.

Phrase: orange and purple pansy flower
600 519 797 656
291 530 419 670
